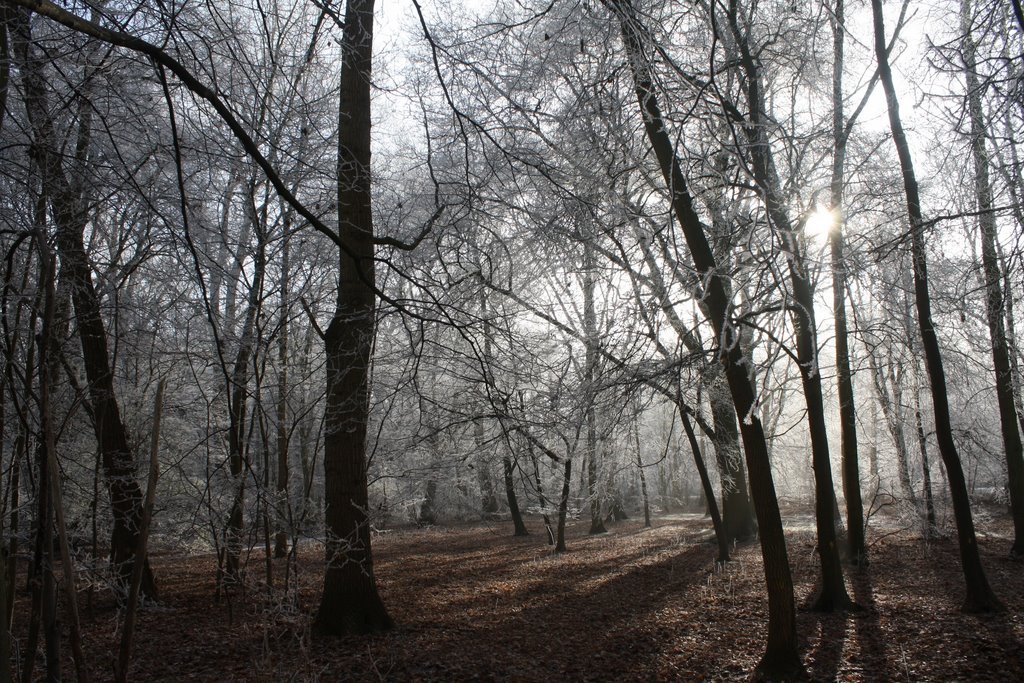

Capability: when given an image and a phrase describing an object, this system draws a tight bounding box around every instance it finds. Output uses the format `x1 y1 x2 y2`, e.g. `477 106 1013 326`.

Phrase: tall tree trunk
871 0 1002 612
221 196 266 587
583 243 606 535
274 233 291 559
634 225 754 539
608 0 802 675
11 8 156 599
828 0 866 566
960 0 1024 557
313 0 392 635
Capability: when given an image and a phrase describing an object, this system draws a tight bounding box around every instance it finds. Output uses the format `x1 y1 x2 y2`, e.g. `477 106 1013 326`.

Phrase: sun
804 206 836 241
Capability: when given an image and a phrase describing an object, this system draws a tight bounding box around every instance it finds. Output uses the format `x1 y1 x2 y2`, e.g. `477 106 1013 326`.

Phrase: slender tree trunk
12 8 156 599
313 0 392 635
913 385 937 532
529 445 554 544
634 226 754 538
274 235 291 559
115 381 163 683
680 405 729 563
960 0 1024 557
872 0 1002 612
608 0 801 674
222 205 265 587
828 0 866 566
583 244 606 535
881 356 920 510
633 415 652 528
40 247 89 683
555 458 572 553
35 253 59 682
503 454 528 536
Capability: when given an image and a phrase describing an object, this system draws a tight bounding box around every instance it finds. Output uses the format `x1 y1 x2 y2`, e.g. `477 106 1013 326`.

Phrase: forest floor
13 509 1024 681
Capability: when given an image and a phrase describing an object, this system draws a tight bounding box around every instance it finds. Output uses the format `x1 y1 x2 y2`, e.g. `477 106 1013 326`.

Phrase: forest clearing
13 512 1024 681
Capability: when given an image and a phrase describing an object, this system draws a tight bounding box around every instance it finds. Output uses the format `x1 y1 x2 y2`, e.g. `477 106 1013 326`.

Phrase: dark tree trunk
680 405 729 563
871 0 1002 613
914 394 937 532
960 0 1024 557
633 417 652 528
608 0 802 675
418 479 437 526
222 240 262 586
11 9 156 600
583 244 606 535
633 222 753 539
555 458 572 553
476 420 499 518
503 455 528 536
529 446 554 544
274 235 291 559
313 0 392 635
828 0 866 566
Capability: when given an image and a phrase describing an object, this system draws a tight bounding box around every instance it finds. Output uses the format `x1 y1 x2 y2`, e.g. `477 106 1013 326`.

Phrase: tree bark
313 0 392 635
709 378 756 543
871 0 1002 612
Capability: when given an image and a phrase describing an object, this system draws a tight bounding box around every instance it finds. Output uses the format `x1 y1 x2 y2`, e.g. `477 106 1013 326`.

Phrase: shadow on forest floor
11 512 1024 681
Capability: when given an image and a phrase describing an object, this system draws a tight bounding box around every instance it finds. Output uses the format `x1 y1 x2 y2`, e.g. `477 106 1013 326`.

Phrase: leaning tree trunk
679 403 729 563
634 226 754 541
960 0 1024 557
502 454 528 537
871 0 1002 612
11 8 156 599
607 0 802 675
313 0 392 635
